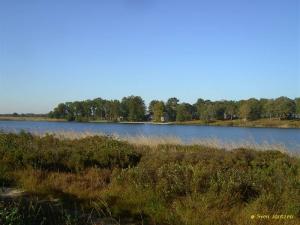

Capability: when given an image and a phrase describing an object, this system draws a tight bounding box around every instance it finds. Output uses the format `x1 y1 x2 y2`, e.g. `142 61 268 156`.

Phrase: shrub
0 133 141 172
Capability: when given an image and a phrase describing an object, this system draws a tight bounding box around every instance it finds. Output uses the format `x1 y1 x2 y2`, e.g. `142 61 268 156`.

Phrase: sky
0 0 299 113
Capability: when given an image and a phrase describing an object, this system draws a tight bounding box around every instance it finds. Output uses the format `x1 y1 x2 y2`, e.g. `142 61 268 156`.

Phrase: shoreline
0 116 66 122
0 116 299 129
173 119 300 129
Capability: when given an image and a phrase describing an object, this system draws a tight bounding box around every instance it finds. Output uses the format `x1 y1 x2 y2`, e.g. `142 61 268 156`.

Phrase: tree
214 101 226 120
94 98 106 120
224 101 237 120
49 96 298 122
121 96 146 121
195 99 219 121
274 97 296 119
108 100 121 121
176 103 193 121
65 102 75 121
72 101 85 121
148 100 160 116
52 103 68 119
201 103 216 121
83 100 93 120
48 111 54 118
260 99 275 119
195 99 212 120
239 98 262 121
153 101 165 122
295 98 300 118
166 97 179 121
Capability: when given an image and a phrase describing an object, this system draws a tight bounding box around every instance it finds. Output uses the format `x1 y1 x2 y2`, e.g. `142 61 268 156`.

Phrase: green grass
0 132 299 225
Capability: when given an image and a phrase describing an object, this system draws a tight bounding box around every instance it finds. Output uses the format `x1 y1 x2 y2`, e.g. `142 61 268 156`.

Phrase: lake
0 120 299 152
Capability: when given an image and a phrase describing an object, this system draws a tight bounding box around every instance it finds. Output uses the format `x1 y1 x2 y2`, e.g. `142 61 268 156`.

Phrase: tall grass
31 131 291 153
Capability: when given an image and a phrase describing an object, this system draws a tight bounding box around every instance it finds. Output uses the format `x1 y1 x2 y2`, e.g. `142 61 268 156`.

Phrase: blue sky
0 0 299 113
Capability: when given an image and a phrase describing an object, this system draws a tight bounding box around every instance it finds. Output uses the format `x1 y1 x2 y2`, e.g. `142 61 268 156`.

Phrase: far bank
0 116 300 128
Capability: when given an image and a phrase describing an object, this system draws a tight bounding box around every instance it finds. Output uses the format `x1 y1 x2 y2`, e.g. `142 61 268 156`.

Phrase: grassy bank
0 116 66 122
174 118 300 128
1 116 300 129
0 132 299 225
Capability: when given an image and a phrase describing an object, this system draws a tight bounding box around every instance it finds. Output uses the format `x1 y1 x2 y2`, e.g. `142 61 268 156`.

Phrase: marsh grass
33 131 291 153
0 132 299 225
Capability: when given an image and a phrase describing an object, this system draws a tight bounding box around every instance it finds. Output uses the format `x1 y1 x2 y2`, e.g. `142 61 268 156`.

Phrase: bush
0 133 141 172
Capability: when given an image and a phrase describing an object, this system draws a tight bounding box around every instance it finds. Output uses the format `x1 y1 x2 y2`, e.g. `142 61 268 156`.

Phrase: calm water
0 120 299 152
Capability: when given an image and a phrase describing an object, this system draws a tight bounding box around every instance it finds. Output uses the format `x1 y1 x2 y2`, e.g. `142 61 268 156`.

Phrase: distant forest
49 96 300 122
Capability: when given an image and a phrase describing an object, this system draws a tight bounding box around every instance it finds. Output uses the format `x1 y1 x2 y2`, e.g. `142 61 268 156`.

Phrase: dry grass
37 131 106 140
190 138 288 153
33 131 292 154
13 168 111 199
123 135 183 147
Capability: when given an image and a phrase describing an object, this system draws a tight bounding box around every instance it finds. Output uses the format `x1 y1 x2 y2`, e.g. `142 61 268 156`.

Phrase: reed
33 131 291 153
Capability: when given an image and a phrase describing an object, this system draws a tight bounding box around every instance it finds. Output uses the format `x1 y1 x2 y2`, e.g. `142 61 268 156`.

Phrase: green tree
121 96 146 121
82 100 93 120
224 101 237 120
274 97 296 119
176 103 193 122
195 99 212 120
239 98 262 121
260 99 275 119
195 99 204 120
52 103 68 119
153 101 165 122
65 102 75 121
49 96 298 122
72 101 88 121
148 100 160 116
48 111 54 118
166 97 179 121
201 103 216 121
214 101 226 120
93 98 106 120
108 100 121 121
295 98 300 118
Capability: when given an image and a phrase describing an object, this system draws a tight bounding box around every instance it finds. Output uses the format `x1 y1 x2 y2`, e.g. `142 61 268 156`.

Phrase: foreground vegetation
0 132 299 225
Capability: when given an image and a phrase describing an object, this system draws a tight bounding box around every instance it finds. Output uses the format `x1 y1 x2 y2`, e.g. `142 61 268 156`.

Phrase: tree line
49 96 300 122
